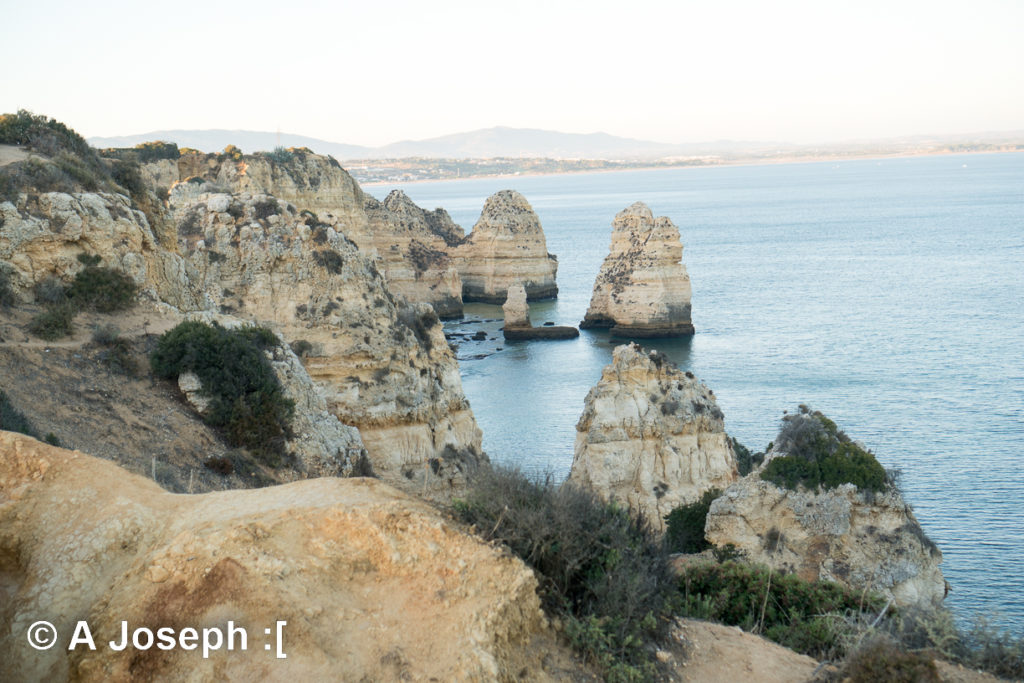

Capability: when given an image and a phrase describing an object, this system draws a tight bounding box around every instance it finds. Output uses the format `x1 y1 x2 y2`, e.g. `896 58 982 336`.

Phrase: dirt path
0 143 30 167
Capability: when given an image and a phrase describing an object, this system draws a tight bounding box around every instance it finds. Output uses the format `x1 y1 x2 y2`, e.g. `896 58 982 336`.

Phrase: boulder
451 190 558 302
580 202 694 337
568 343 737 530
0 432 555 681
705 474 947 609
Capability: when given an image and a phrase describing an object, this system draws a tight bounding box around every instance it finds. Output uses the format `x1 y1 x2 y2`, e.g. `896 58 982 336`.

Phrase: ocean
366 152 1024 631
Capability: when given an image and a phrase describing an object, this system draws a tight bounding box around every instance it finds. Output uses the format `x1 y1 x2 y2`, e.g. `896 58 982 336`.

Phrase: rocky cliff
2 151 485 492
143 150 467 317
363 190 464 317
705 472 946 608
165 184 484 490
0 432 561 682
568 343 738 530
452 190 558 302
580 202 694 337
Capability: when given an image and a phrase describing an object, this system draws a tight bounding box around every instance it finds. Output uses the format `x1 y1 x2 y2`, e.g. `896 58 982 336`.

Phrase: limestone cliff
568 343 738 530
145 152 465 317
580 202 694 337
705 476 946 608
451 190 558 302
363 190 464 318
0 432 559 682
0 190 198 310
165 185 484 489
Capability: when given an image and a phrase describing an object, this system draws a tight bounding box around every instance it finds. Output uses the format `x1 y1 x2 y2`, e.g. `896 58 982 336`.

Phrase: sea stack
452 190 558 302
568 343 738 530
501 282 579 340
580 202 694 337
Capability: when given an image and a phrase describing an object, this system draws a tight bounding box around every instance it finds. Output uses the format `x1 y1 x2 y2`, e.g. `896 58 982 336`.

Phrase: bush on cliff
453 466 675 681
150 321 294 466
760 406 887 493
677 560 889 660
67 264 137 312
664 488 721 554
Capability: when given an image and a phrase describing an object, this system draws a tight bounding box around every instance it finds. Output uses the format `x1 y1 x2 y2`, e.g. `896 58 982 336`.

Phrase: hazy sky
2 0 1021 145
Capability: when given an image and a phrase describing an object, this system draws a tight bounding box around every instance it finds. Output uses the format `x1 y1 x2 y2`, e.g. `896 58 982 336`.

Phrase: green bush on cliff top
150 321 294 466
760 406 887 493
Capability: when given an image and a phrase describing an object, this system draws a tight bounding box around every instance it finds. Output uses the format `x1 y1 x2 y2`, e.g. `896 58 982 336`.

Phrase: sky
1 0 1022 146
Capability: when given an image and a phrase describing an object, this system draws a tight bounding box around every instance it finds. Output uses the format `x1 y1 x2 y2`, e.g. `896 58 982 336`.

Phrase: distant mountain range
87 126 779 161
87 126 1024 164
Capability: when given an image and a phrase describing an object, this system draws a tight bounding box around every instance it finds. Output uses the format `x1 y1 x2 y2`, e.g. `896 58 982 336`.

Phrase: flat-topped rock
452 190 558 302
581 202 694 337
501 282 579 340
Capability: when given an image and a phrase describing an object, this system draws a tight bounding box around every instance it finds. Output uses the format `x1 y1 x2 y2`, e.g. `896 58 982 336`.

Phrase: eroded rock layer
0 432 552 682
452 190 558 302
569 343 737 530
705 476 947 608
145 151 464 317
581 202 694 337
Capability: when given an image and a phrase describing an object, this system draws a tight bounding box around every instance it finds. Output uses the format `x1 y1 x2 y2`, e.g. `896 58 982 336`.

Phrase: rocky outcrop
174 311 370 478
501 282 579 341
502 281 531 329
166 185 485 490
146 152 466 317
0 191 198 310
580 202 694 337
363 191 464 318
568 344 738 530
0 432 558 682
705 477 946 608
451 190 558 302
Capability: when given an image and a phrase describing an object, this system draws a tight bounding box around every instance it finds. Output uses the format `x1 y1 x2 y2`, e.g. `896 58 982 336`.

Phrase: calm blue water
367 153 1024 632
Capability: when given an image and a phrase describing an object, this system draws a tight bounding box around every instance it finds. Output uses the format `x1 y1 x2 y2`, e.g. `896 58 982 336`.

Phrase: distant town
349 141 1024 185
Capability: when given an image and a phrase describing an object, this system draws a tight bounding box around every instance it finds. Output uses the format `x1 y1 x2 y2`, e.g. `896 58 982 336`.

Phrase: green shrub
676 560 888 659
33 276 67 305
262 146 294 164
760 407 887 493
454 466 674 680
0 111 111 192
0 266 18 307
837 637 939 682
150 321 294 465
67 266 136 312
27 302 76 340
92 324 136 374
732 437 764 476
313 249 344 274
664 488 721 554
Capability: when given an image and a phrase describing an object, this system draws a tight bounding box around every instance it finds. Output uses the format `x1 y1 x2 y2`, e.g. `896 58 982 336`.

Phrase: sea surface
367 152 1024 632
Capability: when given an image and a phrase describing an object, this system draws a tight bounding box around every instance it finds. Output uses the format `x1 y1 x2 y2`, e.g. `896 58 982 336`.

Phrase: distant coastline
358 147 1023 187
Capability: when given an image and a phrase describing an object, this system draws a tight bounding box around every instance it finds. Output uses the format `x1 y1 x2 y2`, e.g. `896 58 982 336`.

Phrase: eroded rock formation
1 163 485 492
580 202 694 337
705 474 947 608
165 186 485 489
501 282 579 341
363 190 464 318
452 190 558 302
0 432 556 681
145 151 465 317
568 343 737 530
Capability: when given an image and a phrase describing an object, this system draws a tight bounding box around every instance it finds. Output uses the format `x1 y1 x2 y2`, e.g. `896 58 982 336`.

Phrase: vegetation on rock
454 465 674 682
664 488 721 554
760 406 888 493
150 321 294 466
